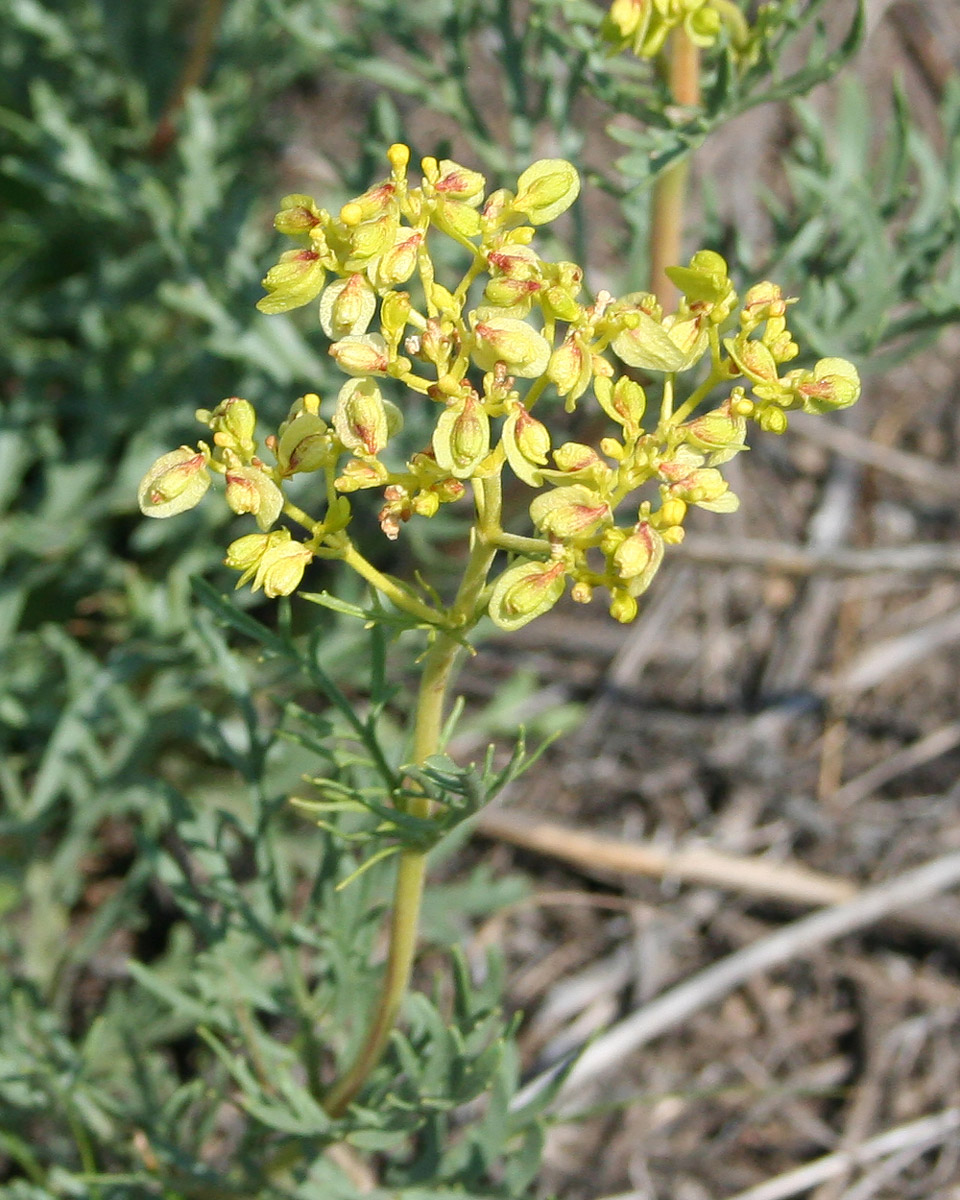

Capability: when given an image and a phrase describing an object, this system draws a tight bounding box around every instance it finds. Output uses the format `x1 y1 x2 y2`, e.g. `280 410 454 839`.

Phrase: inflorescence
139 145 860 631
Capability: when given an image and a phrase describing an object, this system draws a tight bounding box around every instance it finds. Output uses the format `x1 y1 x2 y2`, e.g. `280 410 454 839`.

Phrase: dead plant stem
649 30 700 306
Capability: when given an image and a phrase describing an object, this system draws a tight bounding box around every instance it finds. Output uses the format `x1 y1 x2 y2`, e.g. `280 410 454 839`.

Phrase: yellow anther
339 202 363 227
302 392 321 414
420 155 439 182
731 396 755 417
387 142 410 170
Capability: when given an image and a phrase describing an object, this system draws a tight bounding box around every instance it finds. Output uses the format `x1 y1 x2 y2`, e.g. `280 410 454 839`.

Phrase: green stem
322 478 502 1117
339 542 446 626
282 498 322 534
487 530 551 556
649 30 700 308
322 633 459 1118
668 365 727 426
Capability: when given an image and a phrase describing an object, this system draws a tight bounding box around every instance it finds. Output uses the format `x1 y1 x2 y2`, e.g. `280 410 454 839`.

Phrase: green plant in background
6 0 960 1194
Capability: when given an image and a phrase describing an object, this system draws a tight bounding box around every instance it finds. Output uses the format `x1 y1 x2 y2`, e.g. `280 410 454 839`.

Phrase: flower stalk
323 631 461 1117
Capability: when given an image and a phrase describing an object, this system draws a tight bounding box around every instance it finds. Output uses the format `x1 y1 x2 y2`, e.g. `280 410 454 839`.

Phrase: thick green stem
322 634 460 1118
649 30 700 308
322 478 502 1117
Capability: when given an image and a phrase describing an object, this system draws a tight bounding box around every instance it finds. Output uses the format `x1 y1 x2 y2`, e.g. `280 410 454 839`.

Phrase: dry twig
790 410 960 499
833 719 960 805
673 536 960 575
476 809 856 907
720 1107 960 1200
826 606 960 695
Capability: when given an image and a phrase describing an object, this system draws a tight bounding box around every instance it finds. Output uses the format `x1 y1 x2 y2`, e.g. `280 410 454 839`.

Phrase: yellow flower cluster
138 146 859 629
601 0 752 59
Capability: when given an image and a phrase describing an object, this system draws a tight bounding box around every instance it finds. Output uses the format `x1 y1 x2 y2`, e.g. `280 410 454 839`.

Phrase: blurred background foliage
2 0 959 1194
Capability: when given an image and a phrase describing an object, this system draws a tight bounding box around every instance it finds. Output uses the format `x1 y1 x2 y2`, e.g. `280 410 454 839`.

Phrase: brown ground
453 5 960 1197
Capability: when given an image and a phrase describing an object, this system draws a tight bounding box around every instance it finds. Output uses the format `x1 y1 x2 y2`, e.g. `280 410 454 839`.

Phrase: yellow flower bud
199 397 257 453
428 282 461 319
374 230 423 288
329 333 391 376
434 477 466 503
481 187 515 227
224 529 291 588
758 405 788 434
471 316 551 378
613 520 663 582
605 0 648 40
434 160 485 203
418 318 455 370
661 453 740 513
334 458 389 492
548 443 610 488
333 378 400 456
274 193 322 236
609 589 638 623
487 244 540 280
795 358 861 414
656 497 687 528
488 558 567 631
433 394 490 479
547 335 592 403
530 485 611 540
599 437 625 460
225 531 278 571
345 211 398 267
724 332 779 384
257 249 326 315
319 274 377 338
380 290 412 336
740 281 788 331
595 375 647 430
412 489 440 518
502 402 551 487
253 539 313 598
484 276 541 310
432 197 482 240
277 412 331 476
224 458 284 530
513 159 581 225
138 446 211 518
682 398 747 463
343 181 397 223
730 393 755 417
